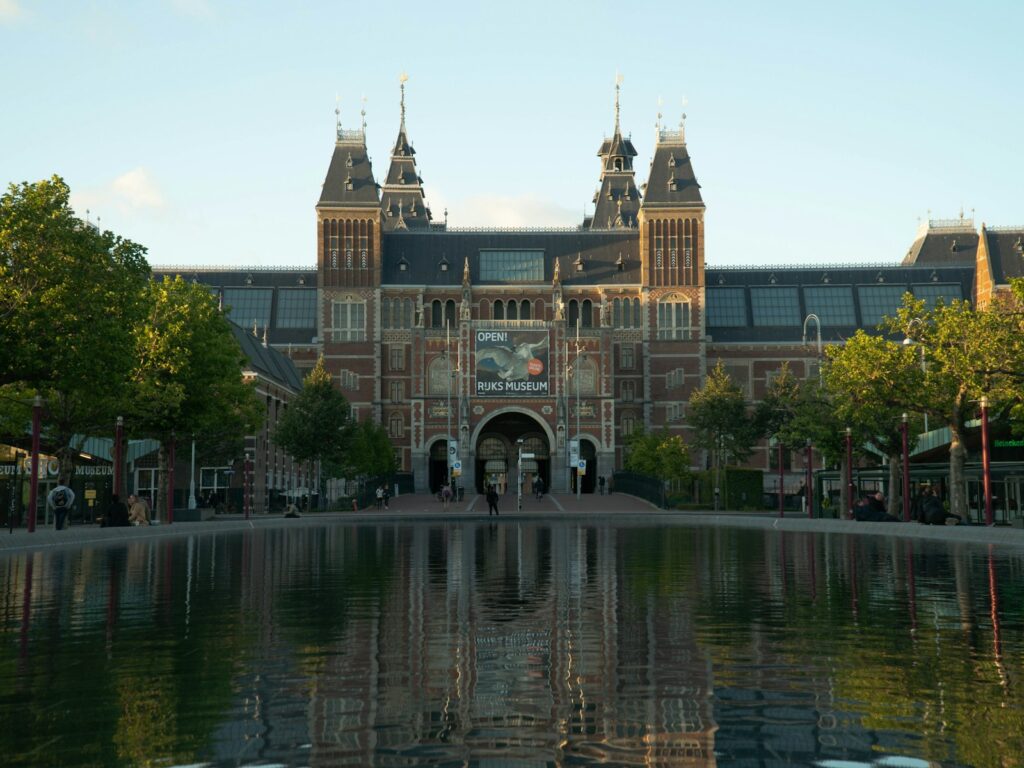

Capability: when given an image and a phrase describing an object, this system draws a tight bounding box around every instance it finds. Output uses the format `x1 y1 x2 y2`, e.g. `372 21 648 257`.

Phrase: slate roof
901 222 977 265
380 124 432 230
983 228 1024 283
380 230 640 287
641 131 703 208
317 131 380 208
229 322 303 392
590 127 641 229
704 263 975 344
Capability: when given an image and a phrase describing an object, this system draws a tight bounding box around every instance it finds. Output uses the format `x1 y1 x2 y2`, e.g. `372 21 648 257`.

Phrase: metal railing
611 470 667 509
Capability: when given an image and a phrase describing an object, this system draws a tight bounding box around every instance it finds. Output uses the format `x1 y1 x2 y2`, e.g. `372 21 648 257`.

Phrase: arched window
494 300 505 320
614 158 623 171
581 299 593 328
613 298 622 328
520 300 531 320
431 300 443 329
632 298 642 329
381 298 392 329
445 300 456 328
402 298 413 328
567 299 579 329
507 300 518 320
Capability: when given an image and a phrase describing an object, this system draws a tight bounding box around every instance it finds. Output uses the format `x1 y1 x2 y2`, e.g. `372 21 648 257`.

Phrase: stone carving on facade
600 294 610 327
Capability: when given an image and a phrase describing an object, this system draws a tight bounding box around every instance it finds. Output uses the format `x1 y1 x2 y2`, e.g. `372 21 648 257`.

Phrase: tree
129 276 263 517
0 177 150 483
688 360 758 467
823 332 923 516
273 356 351 508
343 418 398 487
624 428 691 490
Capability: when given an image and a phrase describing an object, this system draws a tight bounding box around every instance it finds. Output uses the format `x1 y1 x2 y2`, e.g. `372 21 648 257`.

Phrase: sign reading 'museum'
475 329 549 397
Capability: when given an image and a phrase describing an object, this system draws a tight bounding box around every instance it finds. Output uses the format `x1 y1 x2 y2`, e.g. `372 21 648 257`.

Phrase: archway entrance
428 440 448 493
570 438 597 494
475 411 551 495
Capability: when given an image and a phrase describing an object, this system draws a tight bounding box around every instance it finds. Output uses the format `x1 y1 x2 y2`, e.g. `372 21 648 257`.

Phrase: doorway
474 411 551 495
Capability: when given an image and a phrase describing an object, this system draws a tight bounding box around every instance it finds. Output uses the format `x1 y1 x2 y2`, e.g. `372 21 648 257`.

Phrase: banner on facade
475 329 549 397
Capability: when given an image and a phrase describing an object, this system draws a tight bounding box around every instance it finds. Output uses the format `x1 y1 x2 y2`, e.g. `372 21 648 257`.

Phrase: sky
1 0 1022 268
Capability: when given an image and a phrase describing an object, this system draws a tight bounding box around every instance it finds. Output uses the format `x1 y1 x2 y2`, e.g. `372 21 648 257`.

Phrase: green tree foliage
754 363 801 443
623 428 691 488
273 356 352 505
687 361 758 468
344 418 399 484
0 176 149 481
130 276 263 517
823 330 924 515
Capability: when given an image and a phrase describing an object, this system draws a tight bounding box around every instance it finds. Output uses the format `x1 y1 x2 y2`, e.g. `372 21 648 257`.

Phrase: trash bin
457 486 465 501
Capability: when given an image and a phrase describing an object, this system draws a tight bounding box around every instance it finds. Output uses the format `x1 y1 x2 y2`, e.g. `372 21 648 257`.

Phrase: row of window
706 284 963 328
222 288 316 330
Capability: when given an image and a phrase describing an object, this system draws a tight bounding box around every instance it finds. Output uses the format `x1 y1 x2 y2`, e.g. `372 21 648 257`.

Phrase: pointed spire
399 72 408 132
360 95 367 133
463 257 471 287
614 73 624 135
335 94 341 134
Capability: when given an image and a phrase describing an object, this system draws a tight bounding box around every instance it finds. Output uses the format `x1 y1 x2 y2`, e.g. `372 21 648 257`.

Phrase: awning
484 460 507 473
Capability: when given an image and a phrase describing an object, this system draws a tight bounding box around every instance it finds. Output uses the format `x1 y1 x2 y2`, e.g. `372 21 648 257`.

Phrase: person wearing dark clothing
486 485 500 516
921 488 962 525
534 476 544 500
47 485 75 530
854 491 898 522
106 494 130 527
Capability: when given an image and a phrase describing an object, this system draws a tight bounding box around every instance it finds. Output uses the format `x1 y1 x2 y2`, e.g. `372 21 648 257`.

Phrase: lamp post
27 396 42 533
575 317 583 500
981 395 993 526
903 326 929 433
446 320 453 492
166 433 175 524
114 416 124 499
802 313 822 378
244 452 252 520
845 426 853 519
188 438 197 510
805 440 813 519
777 440 785 518
517 438 524 513
901 413 911 522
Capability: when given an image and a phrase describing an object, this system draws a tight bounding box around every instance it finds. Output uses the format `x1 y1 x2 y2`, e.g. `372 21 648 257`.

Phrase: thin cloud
436 195 581 228
167 0 214 18
73 167 166 218
0 0 25 23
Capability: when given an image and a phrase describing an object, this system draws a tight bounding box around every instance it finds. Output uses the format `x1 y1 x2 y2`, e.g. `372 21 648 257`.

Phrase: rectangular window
390 347 404 371
478 250 545 282
359 235 368 268
857 285 908 328
339 370 359 390
657 301 691 340
332 301 366 341
390 381 404 402
912 283 962 308
621 380 635 402
223 288 273 330
344 235 353 268
750 287 801 327
803 286 856 326
622 413 636 436
620 345 635 369
275 288 317 329
706 288 746 327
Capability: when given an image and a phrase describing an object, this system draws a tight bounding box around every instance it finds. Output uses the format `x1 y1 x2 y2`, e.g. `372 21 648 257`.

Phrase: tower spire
335 94 341 135
399 72 408 132
614 73 623 134
361 95 367 133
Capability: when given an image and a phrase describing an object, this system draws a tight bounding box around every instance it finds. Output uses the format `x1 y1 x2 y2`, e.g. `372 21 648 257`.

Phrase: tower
589 76 640 230
380 74 432 230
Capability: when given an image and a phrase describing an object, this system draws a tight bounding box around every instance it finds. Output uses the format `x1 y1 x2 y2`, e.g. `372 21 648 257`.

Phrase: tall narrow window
567 300 579 329
381 298 392 329
445 300 456 327
581 299 593 328
621 345 635 369
344 235 353 270
390 381 404 402
390 347 404 371
494 300 505 320
431 300 442 329
657 296 691 340
331 300 366 341
389 413 404 438
520 300 531 320
402 298 413 328
329 220 339 269
621 380 635 402
654 232 664 269
507 300 518 320
669 232 678 269
632 298 642 328
613 298 622 328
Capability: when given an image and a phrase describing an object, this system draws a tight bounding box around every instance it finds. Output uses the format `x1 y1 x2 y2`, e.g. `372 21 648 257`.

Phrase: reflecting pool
2 522 1023 767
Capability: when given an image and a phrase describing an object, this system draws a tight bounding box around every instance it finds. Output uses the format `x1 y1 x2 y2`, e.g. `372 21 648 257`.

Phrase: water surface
1 522 1022 767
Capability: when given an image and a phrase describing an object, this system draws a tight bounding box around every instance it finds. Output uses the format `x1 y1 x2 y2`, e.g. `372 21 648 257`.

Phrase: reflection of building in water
305 523 717 766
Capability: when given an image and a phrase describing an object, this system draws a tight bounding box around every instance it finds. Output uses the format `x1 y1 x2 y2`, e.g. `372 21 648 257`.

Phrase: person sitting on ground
921 486 962 525
127 494 149 526
106 494 130 527
854 491 898 522
284 501 301 518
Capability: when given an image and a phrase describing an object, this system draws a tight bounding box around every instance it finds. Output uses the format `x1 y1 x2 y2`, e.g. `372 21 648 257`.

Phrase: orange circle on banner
527 358 544 376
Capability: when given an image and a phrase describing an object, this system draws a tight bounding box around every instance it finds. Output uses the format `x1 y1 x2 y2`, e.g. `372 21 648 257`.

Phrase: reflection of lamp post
901 413 911 522
446 320 452 489
903 323 929 433
777 440 785 518
114 415 124 499
28 395 41 533
805 439 813 519
981 396 993 526
575 318 584 500
517 438 524 513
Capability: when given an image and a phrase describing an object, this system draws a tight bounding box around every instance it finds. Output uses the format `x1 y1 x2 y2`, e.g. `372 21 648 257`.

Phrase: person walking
382 485 390 510
441 482 452 510
47 484 75 530
486 484 500 516
534 475 544 500
375 485 384 511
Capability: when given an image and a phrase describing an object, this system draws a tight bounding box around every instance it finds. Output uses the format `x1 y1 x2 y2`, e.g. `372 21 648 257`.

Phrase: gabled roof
317 130 380 208
641 129 703 208
229 322 303 392
983 228 1024 283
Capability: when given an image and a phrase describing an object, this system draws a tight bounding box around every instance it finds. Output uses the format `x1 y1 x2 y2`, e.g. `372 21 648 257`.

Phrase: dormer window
613 158 623 171
876 273 885 283
668 152 676 168
398 258 409 272
439 258 449 273
668 171 677 192
950 239 958 252
616 253 625 272
575 253 584 272
1015 237 1023 253
345 152 353 168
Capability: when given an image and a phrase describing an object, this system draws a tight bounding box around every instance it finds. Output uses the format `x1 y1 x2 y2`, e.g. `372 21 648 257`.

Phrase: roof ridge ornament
361 95 367 134
399 72 408 132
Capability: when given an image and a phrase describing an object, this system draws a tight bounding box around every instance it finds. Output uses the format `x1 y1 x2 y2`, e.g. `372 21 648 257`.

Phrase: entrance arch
472 409 554 494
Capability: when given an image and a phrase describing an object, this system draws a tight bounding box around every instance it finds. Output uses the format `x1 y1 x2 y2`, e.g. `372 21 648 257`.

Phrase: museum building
156 84 1024 496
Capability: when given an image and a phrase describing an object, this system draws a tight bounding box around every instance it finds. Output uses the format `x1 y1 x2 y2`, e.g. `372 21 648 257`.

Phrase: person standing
598 476 606 495
486 484 500 516
382 485 390 510
375 485 384 511
47 484 75 530
441 482 452 510
127 494 149 526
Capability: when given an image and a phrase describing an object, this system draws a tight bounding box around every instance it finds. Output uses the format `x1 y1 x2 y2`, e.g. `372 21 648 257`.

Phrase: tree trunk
948 415 968 519
887 453 901 517
840 454 850 518
157 442 170 522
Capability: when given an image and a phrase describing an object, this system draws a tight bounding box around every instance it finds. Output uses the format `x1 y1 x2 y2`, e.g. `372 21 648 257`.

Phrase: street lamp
802 313 822 378
777 439 785 518
188 437 197 510
845 426 853 518
805 439 813 519
517 438 524 513
901 413 911 522
574 317 584 500
903 321 929 433
446 320 452 491
981 395 994 526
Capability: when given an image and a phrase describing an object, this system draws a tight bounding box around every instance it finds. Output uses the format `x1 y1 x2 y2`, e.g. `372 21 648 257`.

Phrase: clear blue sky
2 0 1021 267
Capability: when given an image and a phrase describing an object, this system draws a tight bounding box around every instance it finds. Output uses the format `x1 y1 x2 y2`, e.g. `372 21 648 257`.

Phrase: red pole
901 413 911 522
777 441 784 518
27 396 41 533
166 435 175 525
244 453 252 520
845 427 853 519
805 441 813 518
981 396 993 526
113 416 124 499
